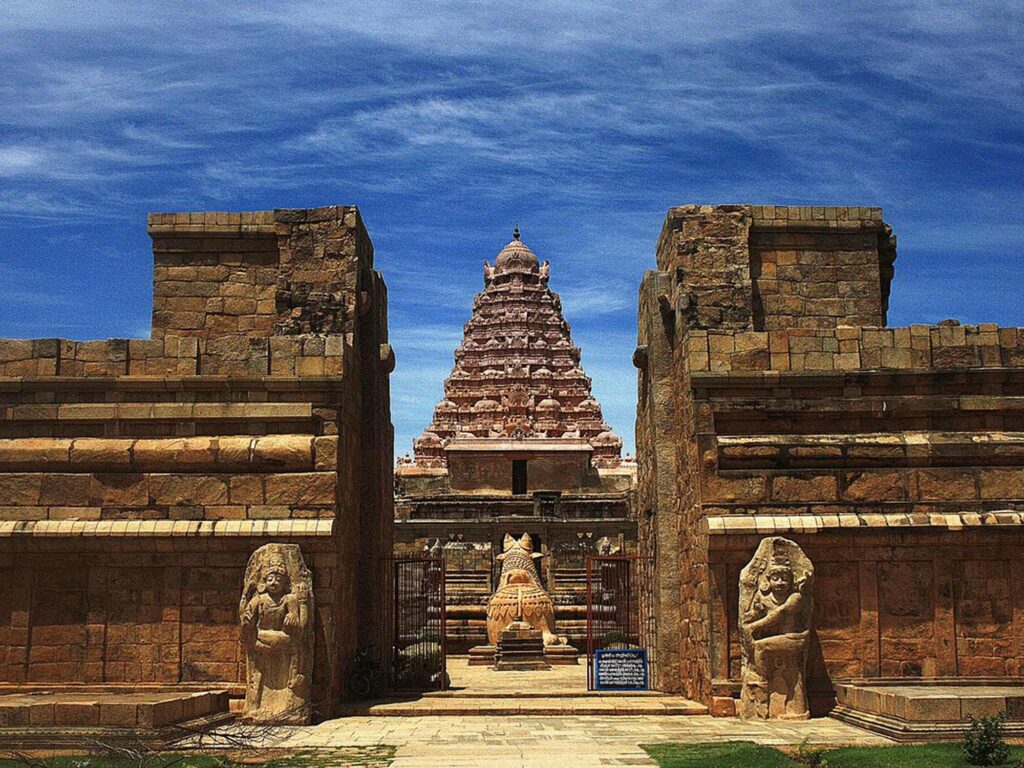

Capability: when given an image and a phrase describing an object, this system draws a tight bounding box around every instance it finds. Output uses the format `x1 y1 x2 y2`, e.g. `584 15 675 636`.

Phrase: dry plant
0 705 312 768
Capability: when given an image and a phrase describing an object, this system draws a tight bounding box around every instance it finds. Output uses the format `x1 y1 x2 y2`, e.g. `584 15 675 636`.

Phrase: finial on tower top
513 223 520 241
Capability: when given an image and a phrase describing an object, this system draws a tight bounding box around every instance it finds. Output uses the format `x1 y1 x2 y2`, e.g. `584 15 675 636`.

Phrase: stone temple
395 229 636 652
2 202 1024 741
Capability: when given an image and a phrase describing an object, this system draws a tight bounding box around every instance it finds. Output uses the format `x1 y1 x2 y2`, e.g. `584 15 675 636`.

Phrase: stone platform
494 623 550 671
832 679 1024 741
0 687 231 747
339 656 706 716
469 645 579 666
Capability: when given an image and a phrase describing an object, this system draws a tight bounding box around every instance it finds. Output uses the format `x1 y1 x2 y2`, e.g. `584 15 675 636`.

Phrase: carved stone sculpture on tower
239 543 314 724
738 536 814 721
487 533 567 647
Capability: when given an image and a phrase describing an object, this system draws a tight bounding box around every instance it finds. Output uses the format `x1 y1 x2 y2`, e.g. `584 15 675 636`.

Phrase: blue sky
1 1 1022 457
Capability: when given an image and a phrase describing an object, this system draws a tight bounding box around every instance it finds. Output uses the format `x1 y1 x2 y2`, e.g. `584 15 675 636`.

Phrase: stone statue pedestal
543 645 580 665
494 621 550 671
468 645 497 666
470 533 580 669
468 642 579 667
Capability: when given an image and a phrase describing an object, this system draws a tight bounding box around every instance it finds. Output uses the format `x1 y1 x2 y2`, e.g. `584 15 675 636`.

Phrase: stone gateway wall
636 204 1024 714
0 207 393 720
0 538 335 686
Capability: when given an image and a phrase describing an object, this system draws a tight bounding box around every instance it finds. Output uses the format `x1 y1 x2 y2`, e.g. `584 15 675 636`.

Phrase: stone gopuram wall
0 207 393 719
636 204 1024 714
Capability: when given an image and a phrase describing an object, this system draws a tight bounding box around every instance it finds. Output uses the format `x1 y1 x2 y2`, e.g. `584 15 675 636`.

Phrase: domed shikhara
411 229 623 469
493 229 539 271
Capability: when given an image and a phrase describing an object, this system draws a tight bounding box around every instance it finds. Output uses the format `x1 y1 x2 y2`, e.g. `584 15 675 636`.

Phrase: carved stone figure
487 533 567 647
739 536 813 720
239 543 314 724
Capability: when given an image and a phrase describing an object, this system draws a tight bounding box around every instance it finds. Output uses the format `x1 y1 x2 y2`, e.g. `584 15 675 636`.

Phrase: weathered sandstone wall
637 204 1024 713
0 207 393 719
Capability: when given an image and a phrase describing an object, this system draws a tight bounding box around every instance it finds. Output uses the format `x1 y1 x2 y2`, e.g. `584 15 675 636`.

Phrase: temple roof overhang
444 437 594 454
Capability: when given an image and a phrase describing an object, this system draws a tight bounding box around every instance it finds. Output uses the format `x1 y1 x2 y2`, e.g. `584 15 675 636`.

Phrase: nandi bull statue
486 532 568 647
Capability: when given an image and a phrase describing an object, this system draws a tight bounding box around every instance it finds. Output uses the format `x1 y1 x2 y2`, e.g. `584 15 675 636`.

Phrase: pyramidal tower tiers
410 229 622 470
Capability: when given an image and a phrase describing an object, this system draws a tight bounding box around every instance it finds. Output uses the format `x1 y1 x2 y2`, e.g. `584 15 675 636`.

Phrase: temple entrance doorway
511 459 529 494
355 553 705 715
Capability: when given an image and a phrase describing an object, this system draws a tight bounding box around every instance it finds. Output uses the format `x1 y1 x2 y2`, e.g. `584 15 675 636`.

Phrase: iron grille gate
393 556 447 691
585 555 656 690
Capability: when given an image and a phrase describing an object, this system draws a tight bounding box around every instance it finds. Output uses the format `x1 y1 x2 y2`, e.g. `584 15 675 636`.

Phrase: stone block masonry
0 207 394 720
636 204 1024 714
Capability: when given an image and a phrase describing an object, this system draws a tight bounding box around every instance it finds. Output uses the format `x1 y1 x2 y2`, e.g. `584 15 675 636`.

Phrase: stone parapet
0 334 348 377
705 510 1024 535
685 323 1024 372
148 206 371 340
655 204 895 331
749 205 884 225
146 210 278 235
0 519 334 537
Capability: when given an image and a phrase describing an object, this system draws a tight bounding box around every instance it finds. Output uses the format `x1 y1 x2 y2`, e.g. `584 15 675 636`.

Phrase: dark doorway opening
392 556 447 692
512 460 528 494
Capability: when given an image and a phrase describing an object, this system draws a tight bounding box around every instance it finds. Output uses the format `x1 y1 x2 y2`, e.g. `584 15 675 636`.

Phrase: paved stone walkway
340 657 706 716
208 714 893 767
445 656 590 693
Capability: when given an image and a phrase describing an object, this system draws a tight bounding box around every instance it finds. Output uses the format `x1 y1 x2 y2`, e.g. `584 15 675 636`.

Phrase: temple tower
408 229 623 482
396 230 636 652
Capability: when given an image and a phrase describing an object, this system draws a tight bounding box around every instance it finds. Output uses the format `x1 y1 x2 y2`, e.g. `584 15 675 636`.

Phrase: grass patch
642 742 798 767
643 741 1024 768
824 742 1024 767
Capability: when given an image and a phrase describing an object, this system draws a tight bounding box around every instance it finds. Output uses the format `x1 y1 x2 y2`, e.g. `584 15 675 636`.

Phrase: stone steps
420 688 666 698
0 689 233 747
832 680 1024 741
339 696 707 716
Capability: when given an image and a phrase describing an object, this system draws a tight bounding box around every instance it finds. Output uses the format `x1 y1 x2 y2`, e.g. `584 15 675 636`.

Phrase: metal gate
393 556 447 691
585 555 656 690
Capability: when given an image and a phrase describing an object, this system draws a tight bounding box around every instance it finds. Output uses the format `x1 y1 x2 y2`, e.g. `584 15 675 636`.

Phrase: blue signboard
594 648 649 691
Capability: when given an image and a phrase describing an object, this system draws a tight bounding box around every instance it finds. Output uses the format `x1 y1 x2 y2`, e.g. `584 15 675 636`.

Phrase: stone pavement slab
196 714 893 767
340 696 706 717
339 657 707 717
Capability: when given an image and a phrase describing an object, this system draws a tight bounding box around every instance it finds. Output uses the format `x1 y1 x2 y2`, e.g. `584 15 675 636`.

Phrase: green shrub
395 642 443 689
602 629 631 648
963 711 1010 766
795 738 829 767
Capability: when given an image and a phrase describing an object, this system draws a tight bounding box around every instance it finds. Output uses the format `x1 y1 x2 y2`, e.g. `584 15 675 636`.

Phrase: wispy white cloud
0 145 48 174
5 289 75 308
391 323 465 356
1 0 1022 455
557 284 634 319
